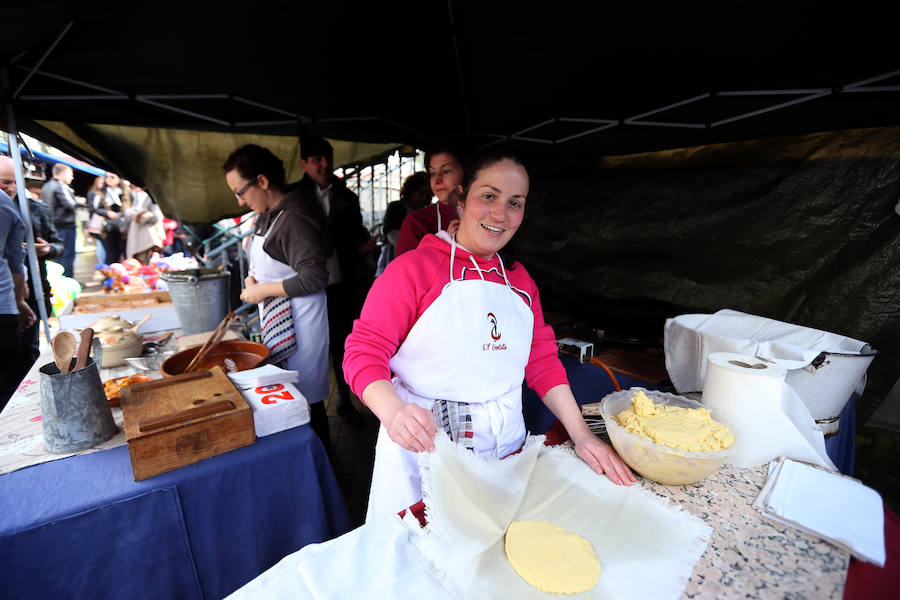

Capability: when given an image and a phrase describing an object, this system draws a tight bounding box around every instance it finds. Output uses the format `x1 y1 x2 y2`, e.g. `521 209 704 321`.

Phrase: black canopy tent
2 1 899 419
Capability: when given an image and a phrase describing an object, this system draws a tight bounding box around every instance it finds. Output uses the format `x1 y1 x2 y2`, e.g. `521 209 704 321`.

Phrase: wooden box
58 290 180 332
120 367 256 481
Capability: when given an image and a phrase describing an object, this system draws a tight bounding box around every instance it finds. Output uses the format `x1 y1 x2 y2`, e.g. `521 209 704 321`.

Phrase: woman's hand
385 403 436 453
361 380 436 453
571 431 635 486
538 384 635 486
17 301 36 331
446 219 460 236
34 236 51 257
240 276 263 304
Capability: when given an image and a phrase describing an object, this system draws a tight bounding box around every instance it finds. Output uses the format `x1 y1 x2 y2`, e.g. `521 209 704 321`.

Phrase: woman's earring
457 205 463 218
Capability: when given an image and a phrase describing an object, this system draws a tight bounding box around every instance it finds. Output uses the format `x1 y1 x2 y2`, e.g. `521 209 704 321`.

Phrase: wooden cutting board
121 366 255 481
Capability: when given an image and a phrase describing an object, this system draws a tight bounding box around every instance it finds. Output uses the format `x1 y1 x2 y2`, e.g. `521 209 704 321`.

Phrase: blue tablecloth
0 424 352 599
523 354 855 476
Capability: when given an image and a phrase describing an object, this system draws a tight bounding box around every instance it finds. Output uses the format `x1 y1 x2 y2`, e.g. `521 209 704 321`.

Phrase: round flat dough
505 520 602 594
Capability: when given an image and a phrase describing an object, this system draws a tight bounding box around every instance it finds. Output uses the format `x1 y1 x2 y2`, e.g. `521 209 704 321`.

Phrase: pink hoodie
343 233 567 402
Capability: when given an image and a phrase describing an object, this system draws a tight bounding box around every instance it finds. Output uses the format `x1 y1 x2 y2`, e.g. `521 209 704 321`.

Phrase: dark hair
299 135 333 159
223 144 287 190
459 149 529 267
423 140 470 173
399 171 430 205
458 149 529 199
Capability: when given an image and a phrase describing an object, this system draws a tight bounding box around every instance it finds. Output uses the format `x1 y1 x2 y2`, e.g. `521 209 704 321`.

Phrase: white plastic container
600 388 737 485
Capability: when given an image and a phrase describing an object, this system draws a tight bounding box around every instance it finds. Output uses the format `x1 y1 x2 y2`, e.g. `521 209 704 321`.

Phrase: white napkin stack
228 365 310 437
754 457 885 566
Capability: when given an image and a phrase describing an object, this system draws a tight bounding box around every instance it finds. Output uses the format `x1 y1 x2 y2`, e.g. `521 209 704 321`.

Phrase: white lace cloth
416 434 712 599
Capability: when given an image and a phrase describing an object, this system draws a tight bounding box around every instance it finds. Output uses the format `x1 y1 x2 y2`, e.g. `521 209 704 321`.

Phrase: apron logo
487 312 501 341
483 313 507 351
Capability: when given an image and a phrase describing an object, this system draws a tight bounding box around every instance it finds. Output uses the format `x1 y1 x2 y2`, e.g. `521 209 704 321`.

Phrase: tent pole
2 95 52 345
12 22 73 100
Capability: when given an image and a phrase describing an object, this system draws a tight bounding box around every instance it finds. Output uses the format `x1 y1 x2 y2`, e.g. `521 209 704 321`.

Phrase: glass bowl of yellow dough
599 388 737 485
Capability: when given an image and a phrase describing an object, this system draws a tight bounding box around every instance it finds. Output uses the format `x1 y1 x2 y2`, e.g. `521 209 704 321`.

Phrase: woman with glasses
223 144 333 453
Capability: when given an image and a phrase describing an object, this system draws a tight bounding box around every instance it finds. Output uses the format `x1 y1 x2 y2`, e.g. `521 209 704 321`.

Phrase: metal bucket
161 268 231 335
39 358 118 453
785 347 878 435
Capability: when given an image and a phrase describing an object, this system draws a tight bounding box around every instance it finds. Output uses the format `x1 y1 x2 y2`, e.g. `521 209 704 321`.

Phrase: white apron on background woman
366 236 534 521
249 213 330 404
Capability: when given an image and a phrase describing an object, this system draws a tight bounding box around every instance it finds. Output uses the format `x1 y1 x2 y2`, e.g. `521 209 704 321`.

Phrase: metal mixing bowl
124 351 175 372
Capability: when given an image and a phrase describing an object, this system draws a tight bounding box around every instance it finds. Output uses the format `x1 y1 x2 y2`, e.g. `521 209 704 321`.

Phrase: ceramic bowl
98 331 144 367
160 340 269 377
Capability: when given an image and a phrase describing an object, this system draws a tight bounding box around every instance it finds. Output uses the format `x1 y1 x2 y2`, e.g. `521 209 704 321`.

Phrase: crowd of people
0 154 184 410
222 136 635 524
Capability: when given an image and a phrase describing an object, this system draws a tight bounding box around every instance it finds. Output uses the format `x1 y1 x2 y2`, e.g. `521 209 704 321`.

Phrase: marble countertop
642 464 849 599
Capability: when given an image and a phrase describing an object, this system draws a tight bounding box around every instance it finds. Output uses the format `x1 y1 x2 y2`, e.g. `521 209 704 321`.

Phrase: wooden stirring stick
183 311 235 373
74 328 94 371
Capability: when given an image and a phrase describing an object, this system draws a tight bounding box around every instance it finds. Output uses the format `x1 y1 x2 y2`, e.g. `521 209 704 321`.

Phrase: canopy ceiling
2 2 899 157
2 1 898 415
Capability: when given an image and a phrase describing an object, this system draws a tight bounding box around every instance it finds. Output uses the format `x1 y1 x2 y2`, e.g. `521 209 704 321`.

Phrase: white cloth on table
225 513 451 600
414 433 712 600
226 433 712 600
754 458 885 566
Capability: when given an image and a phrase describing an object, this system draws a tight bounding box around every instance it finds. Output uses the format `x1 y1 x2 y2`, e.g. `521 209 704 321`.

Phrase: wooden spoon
127 314 152 333
74 328 94 371
52 331 76 373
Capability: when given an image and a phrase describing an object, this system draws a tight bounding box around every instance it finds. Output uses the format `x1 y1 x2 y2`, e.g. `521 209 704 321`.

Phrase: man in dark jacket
297 135 380 426
41 162 77 277
1 156 63 364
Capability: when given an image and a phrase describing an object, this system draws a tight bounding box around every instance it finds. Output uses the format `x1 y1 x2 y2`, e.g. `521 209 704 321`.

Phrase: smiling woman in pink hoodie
344 149 634 521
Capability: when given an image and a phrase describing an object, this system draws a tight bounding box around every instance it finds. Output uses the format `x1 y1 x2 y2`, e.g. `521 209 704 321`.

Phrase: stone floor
63 246 899 526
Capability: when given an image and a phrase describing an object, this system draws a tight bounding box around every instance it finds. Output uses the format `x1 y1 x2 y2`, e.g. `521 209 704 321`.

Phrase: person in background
296 134 379 426
375 171 431 276
125 185 165 264
344 149 635 521
393 143 467 256
41 163 78 277
0 156 63 365
223 144 333 453
86 175 107 264
0 185 35 410
162 217 179 256
26 185 42 202
93 172 126 264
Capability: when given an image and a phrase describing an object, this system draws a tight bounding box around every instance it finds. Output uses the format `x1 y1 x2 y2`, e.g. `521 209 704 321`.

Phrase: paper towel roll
701 352 835 470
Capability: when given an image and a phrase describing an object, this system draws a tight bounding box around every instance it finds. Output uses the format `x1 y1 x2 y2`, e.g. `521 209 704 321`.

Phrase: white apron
249 213 330 404
366 236 534 521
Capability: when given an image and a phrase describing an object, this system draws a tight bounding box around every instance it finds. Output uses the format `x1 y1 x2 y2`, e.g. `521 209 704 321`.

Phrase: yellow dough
505 520 602 594
615 390 736 452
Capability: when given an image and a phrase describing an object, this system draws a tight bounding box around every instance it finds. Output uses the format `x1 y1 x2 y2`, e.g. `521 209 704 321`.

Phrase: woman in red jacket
393 143 466 256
